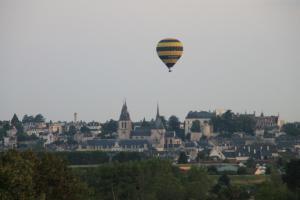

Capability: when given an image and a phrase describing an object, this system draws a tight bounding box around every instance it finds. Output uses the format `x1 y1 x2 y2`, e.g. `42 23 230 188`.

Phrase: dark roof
165 131 176 138
186 111 215 119
184 141 199 148
165 144 181 148
87 139 116 147
119 102 131 121
131 128 152 137
223 150 236 158
154 117 164 129
119 139 150 147
236 144 277 159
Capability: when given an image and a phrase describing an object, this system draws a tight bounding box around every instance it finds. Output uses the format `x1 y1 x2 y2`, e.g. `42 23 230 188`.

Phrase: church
117 101 179 151
85 101 182 152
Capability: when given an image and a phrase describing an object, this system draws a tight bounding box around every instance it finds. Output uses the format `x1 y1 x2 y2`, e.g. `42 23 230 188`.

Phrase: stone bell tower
117 101 132 139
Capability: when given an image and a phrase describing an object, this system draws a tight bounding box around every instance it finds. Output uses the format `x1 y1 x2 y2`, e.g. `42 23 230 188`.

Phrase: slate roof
235 144 277 159
223 150 237 158
186 111 215 119
119 139 150 148
164 144 181 148
119 102 131 121
87 139 116 148
165 131 176 138
184 141 199 148
131 128 152 137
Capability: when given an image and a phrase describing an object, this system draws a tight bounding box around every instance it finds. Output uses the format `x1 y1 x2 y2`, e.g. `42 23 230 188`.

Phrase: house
164 131 182 150
209 147 225 160
235 144 278 161
74 132 96 143
6 127 17 137
49 122 63 134
255 113 279 130
3 136 17 149
39 132 55 145
87 121 101 135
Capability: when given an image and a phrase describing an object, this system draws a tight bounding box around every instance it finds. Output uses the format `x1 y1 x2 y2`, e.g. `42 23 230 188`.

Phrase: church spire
155 103 164 129
156 103 160 119
119 101 131 121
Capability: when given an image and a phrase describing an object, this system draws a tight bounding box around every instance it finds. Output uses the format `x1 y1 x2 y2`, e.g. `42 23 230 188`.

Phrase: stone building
184 111 214 137
117 101 132 139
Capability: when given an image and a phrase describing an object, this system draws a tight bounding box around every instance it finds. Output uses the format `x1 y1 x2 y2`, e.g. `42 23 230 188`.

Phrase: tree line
1 150 300 200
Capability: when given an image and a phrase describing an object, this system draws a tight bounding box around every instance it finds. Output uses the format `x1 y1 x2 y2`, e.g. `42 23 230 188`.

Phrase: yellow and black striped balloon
156 38 183 72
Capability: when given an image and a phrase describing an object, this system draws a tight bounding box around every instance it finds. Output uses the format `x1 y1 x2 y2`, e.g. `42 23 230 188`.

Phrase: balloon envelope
156 38 183 71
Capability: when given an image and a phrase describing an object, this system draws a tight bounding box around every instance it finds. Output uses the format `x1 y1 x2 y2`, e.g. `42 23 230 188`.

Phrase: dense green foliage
52 151 110 165
22 114 45 123
1 150 300 200
283 159 300 192
0 150 88 200
73 160 213 200
211 110 256 134
255 171 297 200
167 115 181 132
101 119 118 136
190 120 201 132
112 151 146 163
0 122 10 140
178 151 188 164
80 125 91 133
282 122 300 136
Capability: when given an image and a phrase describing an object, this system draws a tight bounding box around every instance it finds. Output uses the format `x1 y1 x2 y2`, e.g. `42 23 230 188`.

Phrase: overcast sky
0 0 299 122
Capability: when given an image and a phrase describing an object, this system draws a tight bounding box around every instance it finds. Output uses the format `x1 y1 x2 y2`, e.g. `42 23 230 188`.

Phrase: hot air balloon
156 38 183 72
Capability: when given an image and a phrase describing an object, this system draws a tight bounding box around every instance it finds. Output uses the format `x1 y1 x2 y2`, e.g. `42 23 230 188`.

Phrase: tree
210 110 255 135
283 159 300 192
168 115 180 132
34 114 45 123
255 170 296 200
184 167 213 200
282 123 300 136
0 150 89 200
101 119 118 135
80 126 90 133
160 116 168 129
112 152 143 163
68 125 77 135
190 120 201 132
10 114 20 127
177 152 188 164
237 167 248 175
246 158 256 169
22 115 35 123
218 174 231 187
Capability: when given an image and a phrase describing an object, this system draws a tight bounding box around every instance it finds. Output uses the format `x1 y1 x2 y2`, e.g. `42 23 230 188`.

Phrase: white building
184 111 214 136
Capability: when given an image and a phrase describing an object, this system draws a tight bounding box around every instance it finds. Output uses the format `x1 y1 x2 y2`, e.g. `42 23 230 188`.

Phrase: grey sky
0 0 299 122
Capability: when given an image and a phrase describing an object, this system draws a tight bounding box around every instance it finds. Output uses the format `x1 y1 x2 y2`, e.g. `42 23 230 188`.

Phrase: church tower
151 104 165 151
117 101 132 139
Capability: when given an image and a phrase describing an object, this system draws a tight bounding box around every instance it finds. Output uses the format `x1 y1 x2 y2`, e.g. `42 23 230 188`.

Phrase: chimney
74 112 77 123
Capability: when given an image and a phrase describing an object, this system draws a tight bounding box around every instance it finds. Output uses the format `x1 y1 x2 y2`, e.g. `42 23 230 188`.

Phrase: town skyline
1 102 289 123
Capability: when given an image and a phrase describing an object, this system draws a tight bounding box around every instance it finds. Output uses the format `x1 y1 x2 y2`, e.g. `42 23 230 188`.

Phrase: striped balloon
156 38 183 72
